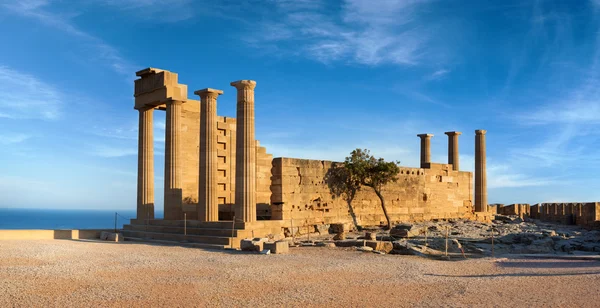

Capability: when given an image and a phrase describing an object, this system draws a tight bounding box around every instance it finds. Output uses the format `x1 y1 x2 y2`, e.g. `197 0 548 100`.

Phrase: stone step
123 237 227 250
123 224 242 237
130 219 247 230
121 230 234 246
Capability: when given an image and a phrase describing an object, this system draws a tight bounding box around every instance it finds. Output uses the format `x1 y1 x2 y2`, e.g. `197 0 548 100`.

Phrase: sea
0 208 163 230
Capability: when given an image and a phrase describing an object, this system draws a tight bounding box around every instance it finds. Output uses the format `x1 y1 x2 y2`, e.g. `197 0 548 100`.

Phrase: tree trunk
373 188 392 230
346 190 361 231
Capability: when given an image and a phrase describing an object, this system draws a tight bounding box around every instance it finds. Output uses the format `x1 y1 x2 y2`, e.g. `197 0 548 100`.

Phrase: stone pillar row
417 130 487 213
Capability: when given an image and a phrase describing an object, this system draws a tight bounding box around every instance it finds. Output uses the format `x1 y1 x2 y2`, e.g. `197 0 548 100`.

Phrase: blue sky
1 0 600 210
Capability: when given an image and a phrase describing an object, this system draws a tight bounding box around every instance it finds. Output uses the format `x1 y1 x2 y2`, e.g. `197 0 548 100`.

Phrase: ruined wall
270 158 473 227
178 101 272 220
530 203 600 228
497 204 530 219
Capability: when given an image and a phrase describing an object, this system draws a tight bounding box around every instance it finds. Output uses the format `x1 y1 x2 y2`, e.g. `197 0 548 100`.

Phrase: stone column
136 107 154 220
417 134 433 168
231 80 257 223
444 131 462 171
475 130 487 212
195 88 223 222
164 100 183 220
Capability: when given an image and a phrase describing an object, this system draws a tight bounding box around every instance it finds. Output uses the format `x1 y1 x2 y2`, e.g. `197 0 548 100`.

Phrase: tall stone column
445 131 462 171
231 80 257 223
195 88 223 222
475 130 487 212
164 100 184 220
137 107 154 220
417 134 433 168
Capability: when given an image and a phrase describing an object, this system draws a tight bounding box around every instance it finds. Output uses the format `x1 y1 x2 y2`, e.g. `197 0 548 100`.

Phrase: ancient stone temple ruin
123 68 492 248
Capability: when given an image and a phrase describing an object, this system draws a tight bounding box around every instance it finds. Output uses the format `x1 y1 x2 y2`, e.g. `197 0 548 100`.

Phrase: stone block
240 239 264 252
100 231 123 242
264 241 289 254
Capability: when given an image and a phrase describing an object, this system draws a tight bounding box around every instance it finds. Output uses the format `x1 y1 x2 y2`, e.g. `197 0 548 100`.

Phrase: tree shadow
324 163 361 230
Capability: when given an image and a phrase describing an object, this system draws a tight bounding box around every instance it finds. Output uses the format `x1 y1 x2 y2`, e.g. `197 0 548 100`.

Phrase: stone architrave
195 88 223 222
475 130 487 212
164 100 184 220
136 107 154 220
417 134 433 168
445 131 462 171
231 80 257 223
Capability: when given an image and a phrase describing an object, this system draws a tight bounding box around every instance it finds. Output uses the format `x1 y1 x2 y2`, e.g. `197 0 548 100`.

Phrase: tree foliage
326 148 400 230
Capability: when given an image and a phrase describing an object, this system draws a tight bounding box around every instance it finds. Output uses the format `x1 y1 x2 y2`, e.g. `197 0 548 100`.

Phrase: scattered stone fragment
264 241 289 254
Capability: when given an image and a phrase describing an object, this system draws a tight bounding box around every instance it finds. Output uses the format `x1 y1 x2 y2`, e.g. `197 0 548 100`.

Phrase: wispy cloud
0 66 62 119
245 0 438 66
0 133 31 145
2 0 136 76
89 145 137 158
97 0 195 22
426 69 450 81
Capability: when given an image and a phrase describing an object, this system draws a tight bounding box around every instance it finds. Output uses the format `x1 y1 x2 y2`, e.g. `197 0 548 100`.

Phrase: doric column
475 129 487 212
164 100 184 220
417 134 433 168
195 88 223 222
444 131 462 171
136 107 154 220
231 80 257 223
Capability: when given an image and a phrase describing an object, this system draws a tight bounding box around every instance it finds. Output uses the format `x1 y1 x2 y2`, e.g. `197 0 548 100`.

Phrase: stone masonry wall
270 158 474 227
177 101 272 220
531 202 600 228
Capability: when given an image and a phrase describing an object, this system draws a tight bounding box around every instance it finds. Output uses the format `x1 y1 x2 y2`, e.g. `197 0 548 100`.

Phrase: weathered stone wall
497 204 530 219
531 203 600 228
178 101 272 220
270 158 474 227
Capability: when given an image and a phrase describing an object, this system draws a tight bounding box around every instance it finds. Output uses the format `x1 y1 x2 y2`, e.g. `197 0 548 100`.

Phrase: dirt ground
1 240 600 307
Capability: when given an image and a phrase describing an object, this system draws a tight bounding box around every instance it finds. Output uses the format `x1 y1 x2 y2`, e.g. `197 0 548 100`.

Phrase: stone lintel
136 67 165 77
445 131 462 136
475 129 487 135
230 80 257 90
417 133 434 138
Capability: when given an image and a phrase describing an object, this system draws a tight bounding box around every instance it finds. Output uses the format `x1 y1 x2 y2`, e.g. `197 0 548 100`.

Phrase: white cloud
0 66 62 119
246 0 436 66
0 133 31 145
97 0 195 22
89 145 137 157
2 1 136 77
426 69 450 81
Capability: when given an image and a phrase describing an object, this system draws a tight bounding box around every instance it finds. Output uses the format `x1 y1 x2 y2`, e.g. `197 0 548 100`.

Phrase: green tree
343 148 400 230
325 163 361 230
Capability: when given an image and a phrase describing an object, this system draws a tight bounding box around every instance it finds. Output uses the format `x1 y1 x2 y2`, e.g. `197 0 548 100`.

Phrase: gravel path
1 240 599 307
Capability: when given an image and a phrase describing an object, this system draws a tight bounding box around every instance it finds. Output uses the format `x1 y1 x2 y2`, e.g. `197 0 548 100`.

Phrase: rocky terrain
289 215 600 258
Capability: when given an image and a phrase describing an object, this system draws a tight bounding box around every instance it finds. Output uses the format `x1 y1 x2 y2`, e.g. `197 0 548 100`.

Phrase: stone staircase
121 219 286 250
122 220 248 249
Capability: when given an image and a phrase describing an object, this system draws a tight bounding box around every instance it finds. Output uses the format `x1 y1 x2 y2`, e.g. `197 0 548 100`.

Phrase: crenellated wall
270 158 474 227
530 203 600 228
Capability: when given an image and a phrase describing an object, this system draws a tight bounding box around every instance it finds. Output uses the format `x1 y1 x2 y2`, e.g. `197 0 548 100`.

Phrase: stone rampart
530 203 600 228
270 157 474 227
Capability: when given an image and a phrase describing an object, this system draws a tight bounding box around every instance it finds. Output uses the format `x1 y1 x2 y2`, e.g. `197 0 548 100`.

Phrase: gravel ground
1 240 600 307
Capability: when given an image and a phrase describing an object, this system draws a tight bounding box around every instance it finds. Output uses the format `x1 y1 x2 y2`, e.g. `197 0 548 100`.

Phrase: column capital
417 133 434 138
165 99 184 106
445 131 462 136
194 88 223 99
475 129 487 135
230 80 257 90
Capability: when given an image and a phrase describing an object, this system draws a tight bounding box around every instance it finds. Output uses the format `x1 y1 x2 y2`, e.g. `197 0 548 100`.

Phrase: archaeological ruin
123 68 597 248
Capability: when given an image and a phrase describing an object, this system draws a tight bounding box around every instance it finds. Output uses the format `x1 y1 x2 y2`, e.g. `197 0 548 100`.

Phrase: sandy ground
1 240 600 307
